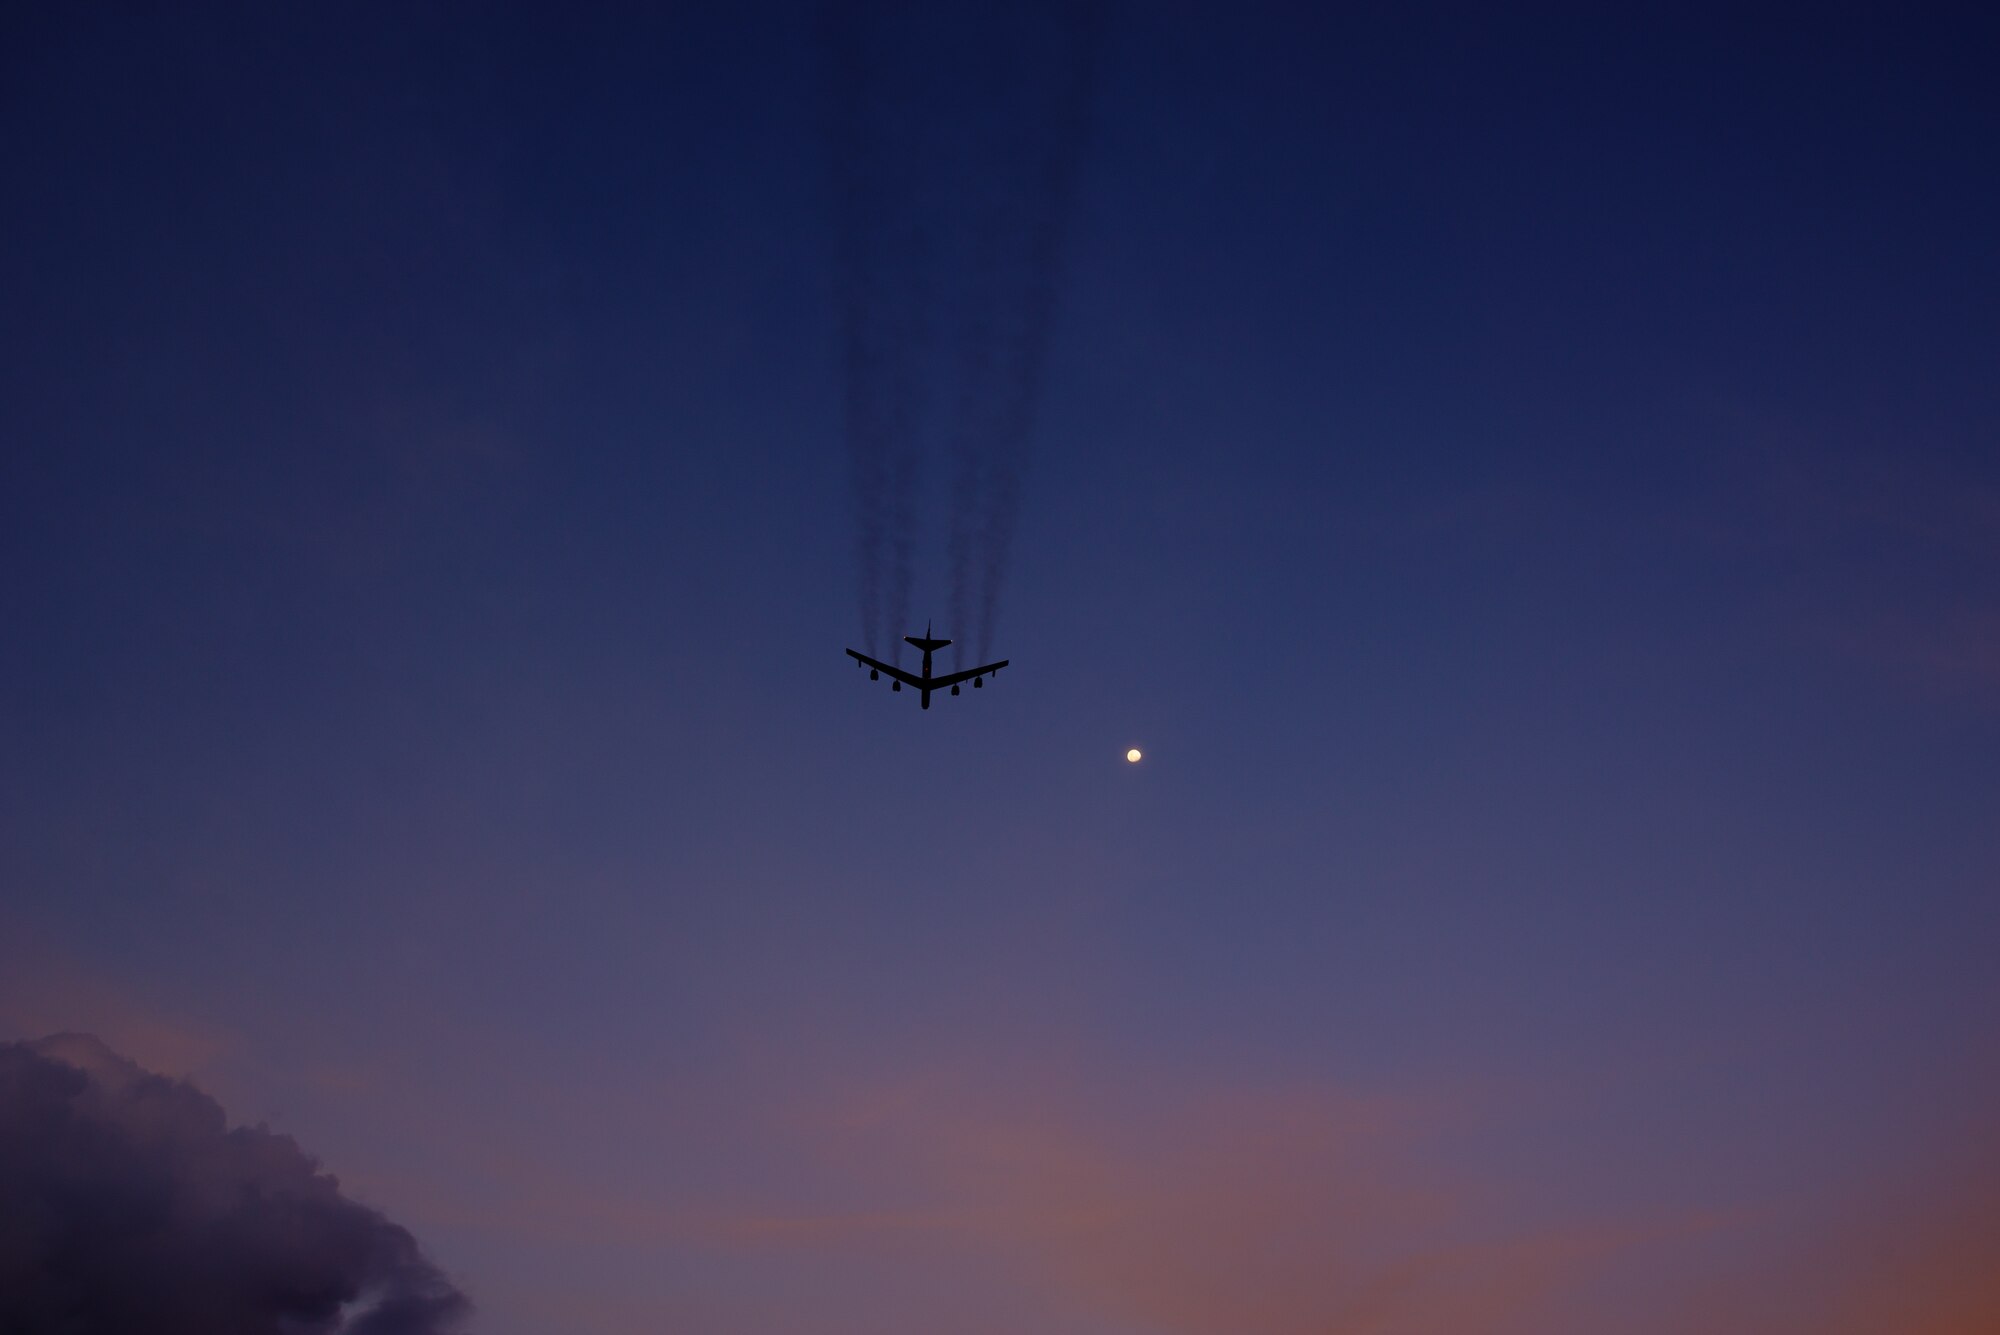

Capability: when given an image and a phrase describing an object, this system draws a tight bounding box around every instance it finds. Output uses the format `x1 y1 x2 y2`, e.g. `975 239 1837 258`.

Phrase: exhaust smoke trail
829 1 1102 667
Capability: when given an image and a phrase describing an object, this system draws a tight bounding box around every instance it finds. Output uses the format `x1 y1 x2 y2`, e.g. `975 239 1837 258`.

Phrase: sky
3 3 1998 1332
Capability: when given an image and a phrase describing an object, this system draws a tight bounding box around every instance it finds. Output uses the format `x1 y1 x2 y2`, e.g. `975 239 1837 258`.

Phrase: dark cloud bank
0 1034 468 1335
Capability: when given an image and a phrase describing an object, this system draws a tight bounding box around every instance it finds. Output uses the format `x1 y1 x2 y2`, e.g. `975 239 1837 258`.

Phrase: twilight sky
4 4 1998 1332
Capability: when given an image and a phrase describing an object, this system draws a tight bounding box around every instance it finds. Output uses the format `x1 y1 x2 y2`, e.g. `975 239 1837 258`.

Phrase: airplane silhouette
847 623 1008 710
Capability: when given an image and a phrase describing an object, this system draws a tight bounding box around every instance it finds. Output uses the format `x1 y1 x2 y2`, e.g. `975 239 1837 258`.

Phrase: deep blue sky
5 5 1998 1332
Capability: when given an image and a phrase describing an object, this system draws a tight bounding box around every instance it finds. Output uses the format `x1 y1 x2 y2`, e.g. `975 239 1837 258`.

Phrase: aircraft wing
923 659 1009 691
846 648 925 689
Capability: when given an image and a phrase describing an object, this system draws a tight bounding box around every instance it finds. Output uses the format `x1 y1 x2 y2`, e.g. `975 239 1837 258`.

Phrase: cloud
333 1048 1657 1333
1820 1167 2000 1333
506 1066 1652 1335
1865 604 2000 706
0 1033 468 1335
782 1075 1642 1335
1681 436 2000 707
0 932 232 1081
1671 1134 2000 1335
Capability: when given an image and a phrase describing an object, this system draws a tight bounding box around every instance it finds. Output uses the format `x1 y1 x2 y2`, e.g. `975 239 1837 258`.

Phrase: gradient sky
5 5 1999 1332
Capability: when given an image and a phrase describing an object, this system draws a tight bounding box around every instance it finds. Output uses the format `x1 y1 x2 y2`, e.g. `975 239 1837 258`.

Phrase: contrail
829 1 1103 667
949 3 1103 664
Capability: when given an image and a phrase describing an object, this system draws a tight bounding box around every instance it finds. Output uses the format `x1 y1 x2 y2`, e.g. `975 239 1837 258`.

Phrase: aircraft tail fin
904 622 952 653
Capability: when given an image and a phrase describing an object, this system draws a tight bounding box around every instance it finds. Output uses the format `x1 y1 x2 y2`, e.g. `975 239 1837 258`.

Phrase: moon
1126 748 1143 763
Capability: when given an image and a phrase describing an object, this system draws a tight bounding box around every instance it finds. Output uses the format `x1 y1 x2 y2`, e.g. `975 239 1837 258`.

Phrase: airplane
847 623 1008 710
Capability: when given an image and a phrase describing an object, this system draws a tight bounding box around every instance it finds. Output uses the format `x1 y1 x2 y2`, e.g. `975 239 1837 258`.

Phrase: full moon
1126 748 1142 763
